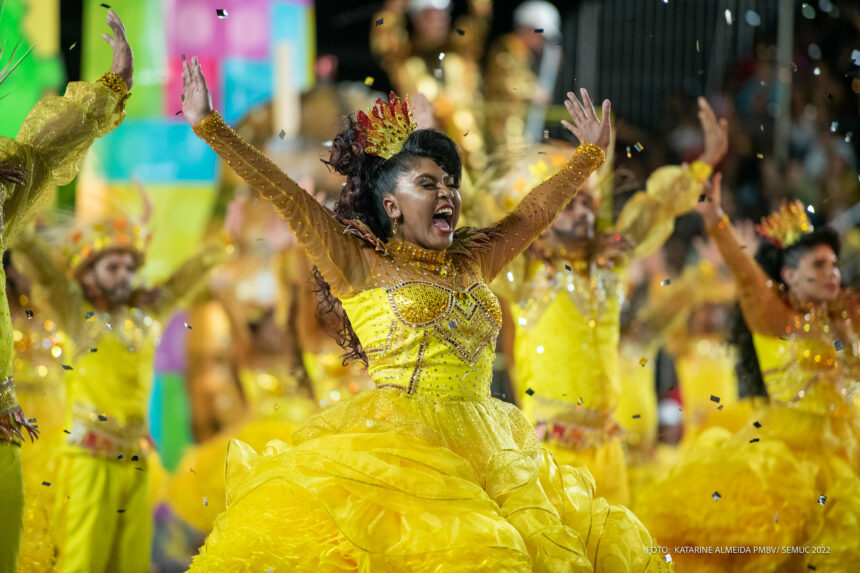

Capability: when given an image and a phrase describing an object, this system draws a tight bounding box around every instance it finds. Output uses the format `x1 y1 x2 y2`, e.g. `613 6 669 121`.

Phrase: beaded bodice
341 240 502 400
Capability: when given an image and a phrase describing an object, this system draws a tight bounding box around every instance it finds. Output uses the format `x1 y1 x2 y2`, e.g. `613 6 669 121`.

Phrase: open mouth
432 206 454 234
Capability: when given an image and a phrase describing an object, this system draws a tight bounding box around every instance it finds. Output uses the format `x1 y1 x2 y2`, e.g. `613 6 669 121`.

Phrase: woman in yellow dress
180 55 668 572
637 177 860 572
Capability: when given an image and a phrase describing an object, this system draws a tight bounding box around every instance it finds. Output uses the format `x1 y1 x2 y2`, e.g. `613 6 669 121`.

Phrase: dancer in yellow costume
638 182 860 572
496 98 727 504
183 53 668 571
15 212 227 572
0 9 132 571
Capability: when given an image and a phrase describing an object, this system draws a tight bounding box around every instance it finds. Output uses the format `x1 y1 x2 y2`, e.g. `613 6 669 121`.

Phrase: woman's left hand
561 89 612 151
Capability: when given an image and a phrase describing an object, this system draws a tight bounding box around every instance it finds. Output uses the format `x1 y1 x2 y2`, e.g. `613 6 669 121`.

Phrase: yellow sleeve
11 234 84 338
478 143 605 281
0 73 129 244
612 161 711 258
150 240 230 320
192 112 373 298
708 217 814 338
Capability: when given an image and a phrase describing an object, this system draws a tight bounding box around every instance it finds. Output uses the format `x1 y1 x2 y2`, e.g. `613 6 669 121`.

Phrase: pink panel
166 0 270 60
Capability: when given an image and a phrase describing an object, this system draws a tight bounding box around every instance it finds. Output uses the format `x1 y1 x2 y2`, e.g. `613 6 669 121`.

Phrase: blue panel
91 119 218 183
221 59 275 124
271 1 311 91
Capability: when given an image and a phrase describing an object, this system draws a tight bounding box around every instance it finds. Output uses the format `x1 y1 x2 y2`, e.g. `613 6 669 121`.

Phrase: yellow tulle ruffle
169 418 300 533
190 389 671 572
636 405 860 572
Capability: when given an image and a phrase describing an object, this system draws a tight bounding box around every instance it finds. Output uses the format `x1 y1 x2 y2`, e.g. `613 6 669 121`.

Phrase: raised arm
0 9 133 245
148 240 230 321
12 233 85 339
181 57 372 298
699 174 815 338
478 89 609 281
613 98 726 258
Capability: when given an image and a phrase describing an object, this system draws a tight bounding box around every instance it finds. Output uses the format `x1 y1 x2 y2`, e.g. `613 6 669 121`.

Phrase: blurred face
552 191 595 240
83 250 137 306
782 244 840 303
383 157 461 251
411 8 450 47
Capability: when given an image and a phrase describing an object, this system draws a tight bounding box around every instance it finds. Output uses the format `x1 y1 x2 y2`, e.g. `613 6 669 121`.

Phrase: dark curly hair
313 118 462 365
731 226 841 398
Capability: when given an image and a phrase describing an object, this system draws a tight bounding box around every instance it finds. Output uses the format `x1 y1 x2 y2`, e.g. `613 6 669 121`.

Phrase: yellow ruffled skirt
189 389 670 572
636 405 860 572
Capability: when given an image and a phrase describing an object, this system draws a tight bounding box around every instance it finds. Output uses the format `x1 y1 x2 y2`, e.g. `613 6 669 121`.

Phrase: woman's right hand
696 172 726 227
181 56 214 126
561 89 612 152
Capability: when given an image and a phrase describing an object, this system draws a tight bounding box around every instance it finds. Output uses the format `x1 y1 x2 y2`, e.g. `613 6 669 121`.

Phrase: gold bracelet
98 72 129 96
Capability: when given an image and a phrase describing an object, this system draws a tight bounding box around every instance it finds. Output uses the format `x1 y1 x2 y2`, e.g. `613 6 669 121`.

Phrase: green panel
0 0 64 137
154 372 193 473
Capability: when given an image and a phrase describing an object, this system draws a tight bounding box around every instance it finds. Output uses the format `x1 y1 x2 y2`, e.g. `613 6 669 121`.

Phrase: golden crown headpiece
756 199 813 248
63 217 151 277
356 92 417 159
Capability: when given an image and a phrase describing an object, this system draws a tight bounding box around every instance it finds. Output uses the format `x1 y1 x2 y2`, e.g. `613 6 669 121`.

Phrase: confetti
717 404 724 410
203 496 209 506
712 491 721 501
106 323 112 330
834 340 844 351
808 565 817 570
756 153 764 159
323 140 333 147
634 142 644 152
117 454 124 459
543 129 549 140
698 194 706 203
174 111 183 116
660 279 671 286
90 348 97 353
184 322 192 329
364 76 374 86
564 264 572 271
745 10 760 26
375 18 384 26
695 40 700 52
25 310 33 319
85 311 94 319
775 511 779 522
800 3 815 19
818 495 827 505
216 9 228 18
131 455 139 461
189 468 195 473
100 3 111 8
98 415 108 421
525 388 535 396
845 132 853 143
448 319 459 329
813 67 821 76
117 509 126 513
830 121 838 133
41 481 51 486
724 9 732 24
456 28 465 36
438 52 446 61
62 365 73 371
753 420 762 428
434 68 443 79
632 414 641 419
638 357 648 367
749 438 760 443
278 130 286 140
518 317 527 326
534 28 544 34
63 429 71 434
807 205 815 214
709 395 720 403
68 42 77 51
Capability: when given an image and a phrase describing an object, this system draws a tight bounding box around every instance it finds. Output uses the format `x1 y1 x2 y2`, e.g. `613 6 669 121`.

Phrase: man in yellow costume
0 9 133 572
14 212 227 571
497 98 727 504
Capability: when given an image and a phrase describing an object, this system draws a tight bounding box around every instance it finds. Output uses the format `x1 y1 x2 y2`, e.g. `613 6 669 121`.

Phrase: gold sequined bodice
341 240 502 400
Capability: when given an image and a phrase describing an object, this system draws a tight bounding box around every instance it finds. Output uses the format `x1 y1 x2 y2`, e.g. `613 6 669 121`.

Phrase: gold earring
391 218 399 236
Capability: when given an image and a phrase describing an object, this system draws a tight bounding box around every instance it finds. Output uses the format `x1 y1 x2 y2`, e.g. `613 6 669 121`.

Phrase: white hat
513 1 561 39
409 0 452 12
